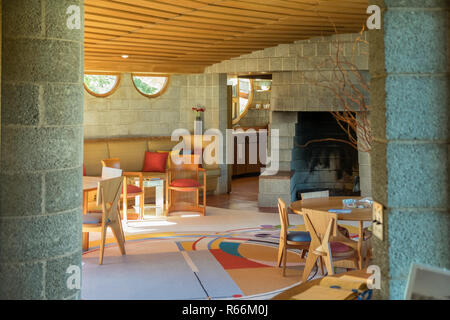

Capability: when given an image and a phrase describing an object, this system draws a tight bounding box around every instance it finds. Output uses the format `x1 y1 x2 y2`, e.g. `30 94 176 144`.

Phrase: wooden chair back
169 154 200 181
101 167 123 179
278 198 289 242
96 176 123 224
303 209 338 239
101 158 121 169
301 190 329 200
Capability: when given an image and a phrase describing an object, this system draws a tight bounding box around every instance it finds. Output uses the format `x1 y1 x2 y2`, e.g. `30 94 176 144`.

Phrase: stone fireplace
258 68 371 208
258 110 365 207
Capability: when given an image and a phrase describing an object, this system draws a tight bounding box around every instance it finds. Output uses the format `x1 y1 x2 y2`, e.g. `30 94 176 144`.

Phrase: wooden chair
167 154 206 216
101 158 144 221
82 176 126 265
301 209 359 282
277 198 310 277
302 190 372 269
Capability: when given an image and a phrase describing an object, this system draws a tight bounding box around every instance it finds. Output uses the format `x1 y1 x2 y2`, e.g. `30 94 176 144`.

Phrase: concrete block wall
257 111 296 207
369 0 449 300
179 73 225 132
258 174 292 207
204 33 369 75
84 73 184 138
0 0 84 300
269 111 297 172
84 73 227 139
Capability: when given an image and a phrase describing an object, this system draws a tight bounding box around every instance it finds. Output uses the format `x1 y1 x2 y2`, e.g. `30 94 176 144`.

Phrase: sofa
84 136 221 203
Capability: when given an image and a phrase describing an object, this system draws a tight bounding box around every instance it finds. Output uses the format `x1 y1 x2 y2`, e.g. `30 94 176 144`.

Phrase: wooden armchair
82 176 126 265
301 209 359 282
277 199 311 277
101 158 144 221
167 154 206 216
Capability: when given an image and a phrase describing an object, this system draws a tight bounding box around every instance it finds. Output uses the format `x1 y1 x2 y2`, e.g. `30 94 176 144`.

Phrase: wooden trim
131 73 171 98
84 73 121 98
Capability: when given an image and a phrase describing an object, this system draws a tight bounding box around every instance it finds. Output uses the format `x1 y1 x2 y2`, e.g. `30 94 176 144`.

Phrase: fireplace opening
291 112 360 201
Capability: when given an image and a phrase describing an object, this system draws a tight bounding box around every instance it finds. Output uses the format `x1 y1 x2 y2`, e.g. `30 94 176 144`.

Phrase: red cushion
143 151 168 173
330 242 351 253
123 184 142 194
83 164 86 176
170 179 200 188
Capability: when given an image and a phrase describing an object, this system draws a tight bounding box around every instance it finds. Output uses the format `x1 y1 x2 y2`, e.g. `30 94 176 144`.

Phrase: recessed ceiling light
121 54 129 59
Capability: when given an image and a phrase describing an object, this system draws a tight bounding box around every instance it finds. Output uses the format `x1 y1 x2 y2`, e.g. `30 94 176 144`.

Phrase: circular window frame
84 73 121 98
131 73 171 98
232 78 254 125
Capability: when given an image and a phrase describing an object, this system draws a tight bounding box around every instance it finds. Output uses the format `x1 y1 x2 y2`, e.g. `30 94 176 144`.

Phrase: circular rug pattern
82 225 307 300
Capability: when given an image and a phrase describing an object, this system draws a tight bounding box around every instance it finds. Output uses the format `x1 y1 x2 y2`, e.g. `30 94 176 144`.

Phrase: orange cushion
170 179 200 188
123 184 142 194
157 150 179 169
143 151 168 173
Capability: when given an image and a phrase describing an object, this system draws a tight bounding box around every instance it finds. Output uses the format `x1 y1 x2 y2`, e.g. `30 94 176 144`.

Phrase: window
84 74 120 97
132 74 170 98
228 77 253 124
254 79 272 92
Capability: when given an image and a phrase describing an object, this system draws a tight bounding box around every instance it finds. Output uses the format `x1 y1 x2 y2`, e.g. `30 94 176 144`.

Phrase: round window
132 74 170 98
84 74 120 97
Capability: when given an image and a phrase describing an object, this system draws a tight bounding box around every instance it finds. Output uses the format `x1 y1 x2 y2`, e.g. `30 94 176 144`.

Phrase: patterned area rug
82 224 317 300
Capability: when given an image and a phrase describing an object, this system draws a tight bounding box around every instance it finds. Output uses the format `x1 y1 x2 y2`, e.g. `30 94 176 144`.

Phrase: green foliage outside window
84 74 119 95
132 76 168 97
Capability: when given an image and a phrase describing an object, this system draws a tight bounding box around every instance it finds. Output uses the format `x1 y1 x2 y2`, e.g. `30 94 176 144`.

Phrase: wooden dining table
290 196 373 269
82 176 102 250
83 176 102 214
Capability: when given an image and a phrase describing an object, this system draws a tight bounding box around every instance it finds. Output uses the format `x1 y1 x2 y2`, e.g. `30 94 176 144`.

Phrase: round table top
290 196 372 222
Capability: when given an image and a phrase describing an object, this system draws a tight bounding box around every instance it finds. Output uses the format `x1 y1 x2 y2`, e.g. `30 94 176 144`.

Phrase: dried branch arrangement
298 27 372 152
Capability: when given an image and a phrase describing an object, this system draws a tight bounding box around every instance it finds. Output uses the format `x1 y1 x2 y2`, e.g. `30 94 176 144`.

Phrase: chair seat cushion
82 213 102 225
170 179 200 188
123 184 142 194
287 231 311 242
330 242 351 253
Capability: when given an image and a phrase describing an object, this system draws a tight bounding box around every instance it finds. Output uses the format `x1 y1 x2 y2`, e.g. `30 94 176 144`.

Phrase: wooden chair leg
323 255 334 276
140 194 144 220
282 246 288 277
302 252 318 283
117 207 125 237
82 232 89 251
301 249 307 259
122 199 128 223
365 248 373 268
203 187 206 216
110 223 126 255
318 256 325 275
99 225 107 265
277 242 285 267
196 189 199 208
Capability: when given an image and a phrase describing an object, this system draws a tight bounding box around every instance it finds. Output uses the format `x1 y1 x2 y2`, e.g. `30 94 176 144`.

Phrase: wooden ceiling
84 0 369 73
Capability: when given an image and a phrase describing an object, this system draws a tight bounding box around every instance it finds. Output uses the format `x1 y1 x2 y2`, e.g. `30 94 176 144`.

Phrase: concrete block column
369 0 448 299
0 0 84 299
215 73 230 194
